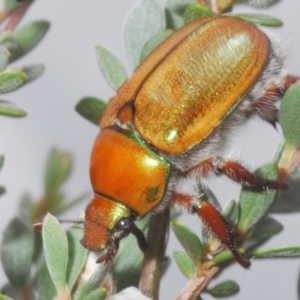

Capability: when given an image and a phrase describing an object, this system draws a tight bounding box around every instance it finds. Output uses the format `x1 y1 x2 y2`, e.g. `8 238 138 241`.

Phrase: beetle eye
114 217 132 232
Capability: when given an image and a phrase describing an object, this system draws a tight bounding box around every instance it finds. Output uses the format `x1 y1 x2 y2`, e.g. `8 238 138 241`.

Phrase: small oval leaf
22 64 45 82
140 29 173 62
253 246 300 258
279 83 300 148
166 0 195 29
173 251 195 279
183 4 215 24
0 70 27 93
75 96 107 126
4 0 24 11
232 13 282 26
123 0 166 68
66 225 88 290
0 99 26 117
0 217 34 290
238 161 280 232
44 148 72 195
95 45 127 91
208 280 240 297
42 213 68 292
239 0 279 8
36 263 56 300
8 21 50 62
172 219 203 265
222 199 239 225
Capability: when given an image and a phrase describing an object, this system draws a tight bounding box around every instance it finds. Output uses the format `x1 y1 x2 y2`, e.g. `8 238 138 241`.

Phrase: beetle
81 16 298 268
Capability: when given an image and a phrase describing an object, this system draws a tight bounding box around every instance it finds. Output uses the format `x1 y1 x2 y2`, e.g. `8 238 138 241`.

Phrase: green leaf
173 251 195 279
0 186 5 196
76 263 110 298
4 0 24 11
75 96 107 126
66 225 88 290
22 64 45 82
0 99 26 117
44 148 72 195
0 46 9 72
0 217 34 290
0 70 27 93
172 219 204 266
123 0 166 68
0 155 4 171
279 83 300 148
140 29 173 62
8 21 50 63
0 294 13 300
36 263 56 300
232 13 282 26
113 216 149 291
222 199 239 225
42 213 68 292
238 161 280 232
238 0 279 7
253 246 300 258
208 280 240 297
166 0 194 29
183 4 215 24
270 167 300 213
0 284 16 299
95 45 127 91
80 288 107 300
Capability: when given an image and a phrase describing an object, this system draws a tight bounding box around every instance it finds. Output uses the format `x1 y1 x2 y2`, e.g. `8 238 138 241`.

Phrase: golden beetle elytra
81 16 297 268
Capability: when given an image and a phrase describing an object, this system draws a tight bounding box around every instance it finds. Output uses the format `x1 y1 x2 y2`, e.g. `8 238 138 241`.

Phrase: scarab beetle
81 16 297 268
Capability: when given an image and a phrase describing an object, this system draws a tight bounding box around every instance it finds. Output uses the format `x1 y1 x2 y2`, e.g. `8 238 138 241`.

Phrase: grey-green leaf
0 99 26 117
0 70 27 93
253 246 300 258
66 225 88 290
8 21 50 63
42 213 68 292
44 148 72 195
173 251 195 279
140 29 173 62
183 4 215 24
172 219 203 266
279 83 300 148
0 294 13 300
0 46 9 72
113 216 150 291
36 263 56 300
166 0 195 29
238 161 279 232
80 288 106 300
75 96 107 126
208 280 240 297
232 13 282 26
22 64 45 82
95 45 127 91
222 199 239 225
123 0 166 68
270 167 300 213
238 0 279 7
0 217 34 290
4 0 24 11
0 155 4 171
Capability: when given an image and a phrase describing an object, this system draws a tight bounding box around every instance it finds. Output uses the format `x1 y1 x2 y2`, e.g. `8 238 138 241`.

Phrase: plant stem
139 207 170 300
175 266 219 300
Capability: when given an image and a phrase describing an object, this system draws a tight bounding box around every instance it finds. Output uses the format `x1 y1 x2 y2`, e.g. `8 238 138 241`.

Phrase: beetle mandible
81 16 297 268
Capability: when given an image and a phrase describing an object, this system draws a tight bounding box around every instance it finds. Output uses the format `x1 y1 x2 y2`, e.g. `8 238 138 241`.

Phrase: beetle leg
186 157 286 189
131 223 148 253
195 200 251 268
171 182 250 268
247 74 298 127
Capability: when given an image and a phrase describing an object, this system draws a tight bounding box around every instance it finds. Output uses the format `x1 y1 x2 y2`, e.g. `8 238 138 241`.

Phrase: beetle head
81 194 132 262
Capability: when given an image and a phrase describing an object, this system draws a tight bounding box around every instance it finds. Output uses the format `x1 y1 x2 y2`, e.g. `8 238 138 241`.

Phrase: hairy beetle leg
187 157 286 189
195 201 251 268
248 74 299 127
